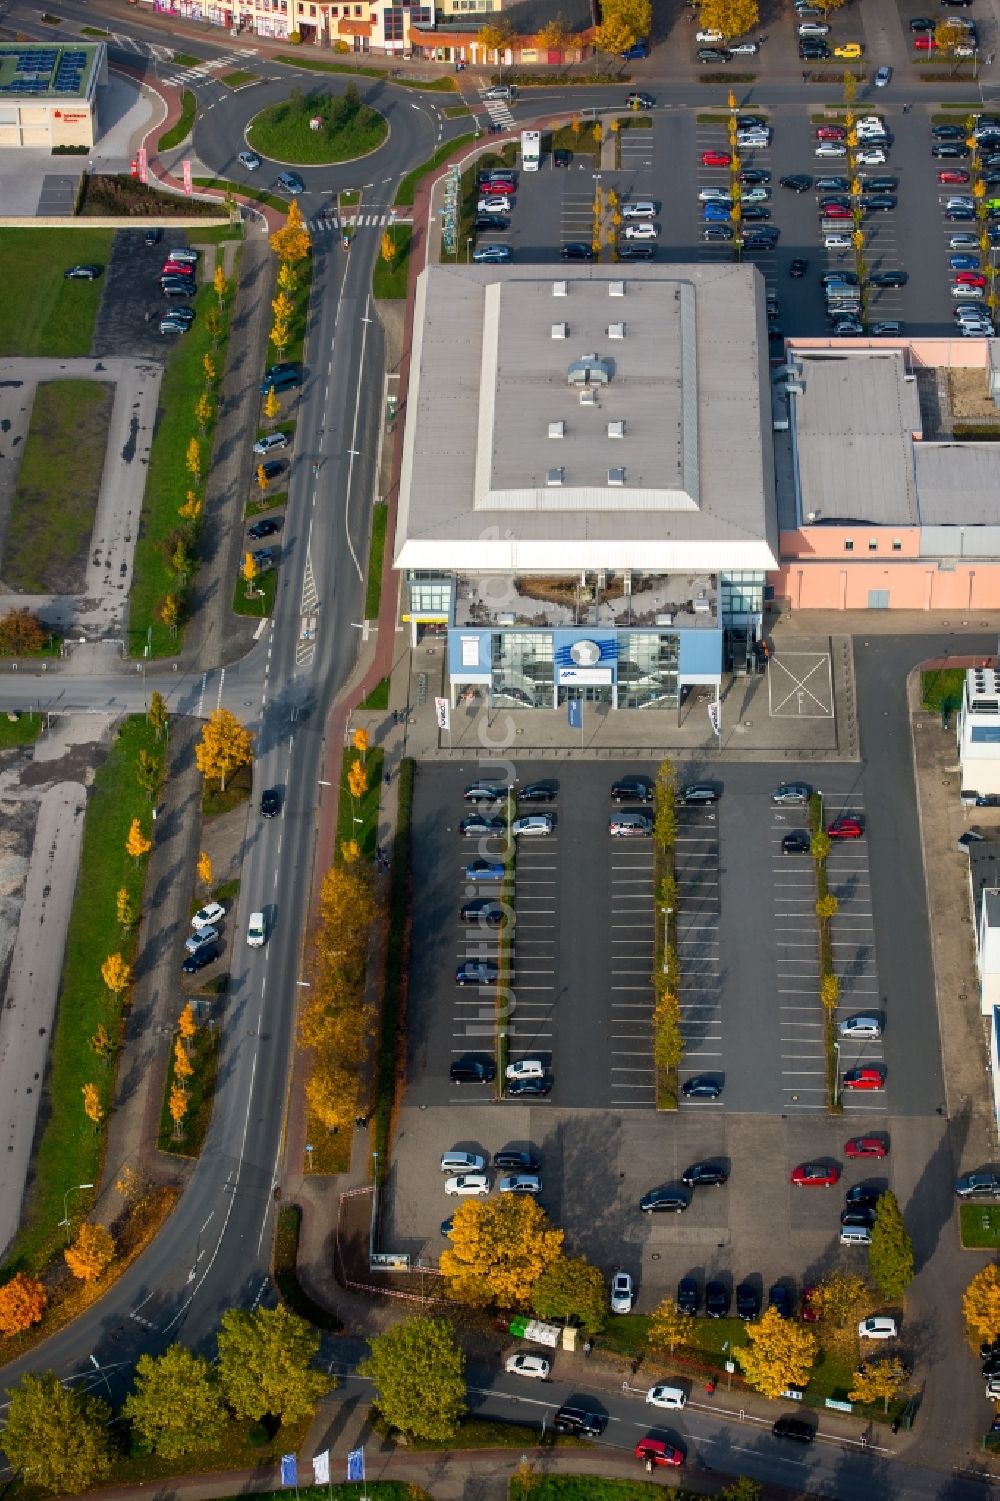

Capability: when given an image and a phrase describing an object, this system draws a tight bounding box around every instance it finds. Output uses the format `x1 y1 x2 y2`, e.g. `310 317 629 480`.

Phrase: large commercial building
394 262 778 711
0 42 106 150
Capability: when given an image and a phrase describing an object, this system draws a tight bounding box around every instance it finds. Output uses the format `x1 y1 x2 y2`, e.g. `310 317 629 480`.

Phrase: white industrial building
958 667 1000 801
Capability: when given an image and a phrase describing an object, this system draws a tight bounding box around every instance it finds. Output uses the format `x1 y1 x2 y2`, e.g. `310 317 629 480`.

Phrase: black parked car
783 830 811 855
460 898 504 925
507 1075 553 1097
676 784 720 805
769 1283 791 1319
519 781 556 803
64 263 102 279
705 1280 730 1318
561 242 595 261
682 1075 723 1099
494 1148 540 1171
845 1183 884 1208
639 1187 689 1214
840 1207 876 1228
182 944 218 974
682 1161 729 1188
870 270 908 287
459 815 506 837
248 518 281 540
611 777 652 803
740 168 771 184
475 215 509 232
618 244 656 261
260 788 281 818
790 259 808 278
780 174 813 192
737 1282 761 1320
455 959 500 987
463 781 504 803
678 1277 700 1315
449 1056 496 1084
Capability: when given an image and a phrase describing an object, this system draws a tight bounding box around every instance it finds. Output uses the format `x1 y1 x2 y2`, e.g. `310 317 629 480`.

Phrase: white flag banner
434 696 450 731
708 700 721 737
312 1450 330 1485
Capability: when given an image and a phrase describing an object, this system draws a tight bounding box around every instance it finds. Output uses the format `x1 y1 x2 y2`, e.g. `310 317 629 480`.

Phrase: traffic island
246 86 387 165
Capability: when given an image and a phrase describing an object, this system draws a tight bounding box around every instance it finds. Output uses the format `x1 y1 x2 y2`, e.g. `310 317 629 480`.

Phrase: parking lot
467 97 1000 338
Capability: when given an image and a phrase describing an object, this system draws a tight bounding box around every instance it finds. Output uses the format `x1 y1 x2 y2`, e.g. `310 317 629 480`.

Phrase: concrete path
0 357 163 636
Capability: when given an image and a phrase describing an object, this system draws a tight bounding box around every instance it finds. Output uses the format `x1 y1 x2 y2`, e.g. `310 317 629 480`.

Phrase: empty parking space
608 840 656 1108
674 804 724 1105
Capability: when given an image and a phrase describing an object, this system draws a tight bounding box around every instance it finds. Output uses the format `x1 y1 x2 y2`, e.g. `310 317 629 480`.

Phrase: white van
799 21 829 35
645 1383 687 1410
247 910 266 947
622 201 657 218
840 1224 872 1246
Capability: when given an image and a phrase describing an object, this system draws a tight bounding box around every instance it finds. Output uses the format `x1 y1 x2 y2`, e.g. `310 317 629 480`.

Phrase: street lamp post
59 1182 94 1244
833 1040 841 1107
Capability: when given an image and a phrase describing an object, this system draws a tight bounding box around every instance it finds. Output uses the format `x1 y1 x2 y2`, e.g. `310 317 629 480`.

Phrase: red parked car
822 205 853 218
702 149 732 167
914 34 936 49
956 271 987 287
816 125 846 141
801 1285 821 1322
635 1439 684 1469
827 816 863 839
843 1065 886 1091
791 1162 840 1187
939 168 971 184
845 1136 888 1159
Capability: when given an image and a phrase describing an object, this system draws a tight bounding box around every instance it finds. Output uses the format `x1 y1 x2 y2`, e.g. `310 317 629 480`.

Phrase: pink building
769 341 1000 612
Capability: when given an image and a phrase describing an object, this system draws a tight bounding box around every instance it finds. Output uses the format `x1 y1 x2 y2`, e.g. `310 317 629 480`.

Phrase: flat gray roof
792 349 920 526
915 442 1000 525
395 263 778 575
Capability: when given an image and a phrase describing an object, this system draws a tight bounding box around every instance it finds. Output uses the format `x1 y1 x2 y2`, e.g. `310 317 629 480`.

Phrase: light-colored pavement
0 357 162 636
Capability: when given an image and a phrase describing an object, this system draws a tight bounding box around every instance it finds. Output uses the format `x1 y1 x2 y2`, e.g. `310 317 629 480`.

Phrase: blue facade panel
448 628 492 680
678 629 723 679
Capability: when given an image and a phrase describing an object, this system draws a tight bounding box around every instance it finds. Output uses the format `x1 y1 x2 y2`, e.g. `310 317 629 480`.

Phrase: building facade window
617 631 680 709
844 539 854 551
491 631 554 708
719 571 763 625
892 539 902 552
868 539 878 551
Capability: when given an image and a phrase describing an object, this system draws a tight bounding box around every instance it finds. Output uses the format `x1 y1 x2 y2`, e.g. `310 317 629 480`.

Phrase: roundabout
245 85 387 166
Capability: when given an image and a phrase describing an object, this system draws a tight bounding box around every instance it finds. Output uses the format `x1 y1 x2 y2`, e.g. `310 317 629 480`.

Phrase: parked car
677 784 720 805
181 944 218 974
444 1173 490 1196
827 815 863 839
682 1075 722 1099
449 1057 496 1084
611 1271 634 1314
494 1148 540 1171
639 1186 689 1214
682 1161 729 1188
456 959 499 986
845 1136 888 1159
248 518 281 540
506 1353 549 1379
769 1283 792 1319
842 1065 886 1091
506 1075 553 1097
705 1280 730 1318
184 925 218 955
64 263 102 279
460 898 504 925
859 1316 898 1340
791 1162 840 1187
783 831 811 855
253 432 289 455
678 1277 700 1315
772 782 811 805
512 814 554 837
499 1173 542 1194
737 1282 761 1320
192 901 225 930
954 1171 1000 1198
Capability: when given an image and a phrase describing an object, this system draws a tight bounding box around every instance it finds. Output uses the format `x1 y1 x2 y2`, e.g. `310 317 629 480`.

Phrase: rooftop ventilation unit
785 382 803 396
552 322 568 339
608 322 625 340
608 280 625 298
579 388 598 406
567 353 611 387
607 420 625 439
547 467 565 486
548 421 565 439
608 466 625 486
552 280 568 298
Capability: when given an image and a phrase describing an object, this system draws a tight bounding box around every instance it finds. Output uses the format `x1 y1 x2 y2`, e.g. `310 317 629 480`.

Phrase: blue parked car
950 255 981 271
464 859 506 881
703 203 731 221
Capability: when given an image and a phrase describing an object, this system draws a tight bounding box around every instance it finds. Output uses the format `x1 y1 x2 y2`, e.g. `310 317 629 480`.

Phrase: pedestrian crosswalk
308 210 412 233
479 91 514 129
104 32 258 86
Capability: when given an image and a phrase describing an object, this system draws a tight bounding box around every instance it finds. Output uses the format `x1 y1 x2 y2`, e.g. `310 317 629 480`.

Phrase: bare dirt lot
946 367 1000 426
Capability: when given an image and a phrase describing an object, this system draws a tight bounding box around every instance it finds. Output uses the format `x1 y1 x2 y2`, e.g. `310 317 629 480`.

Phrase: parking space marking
767 652 834 718
608 840 656 1107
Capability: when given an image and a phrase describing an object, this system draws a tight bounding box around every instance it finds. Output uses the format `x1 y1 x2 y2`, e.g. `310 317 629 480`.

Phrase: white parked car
623 223 657 240
184 925 219 955
815 143 847 158
444 1173 491 1196
858 1316 898 1340
839 1014 882 1039
611 1271 634 1314
645 1382 688 1410
506 1058 546 1080
824 233 852 248
696 28 724 42
855 148 886 166
699 189 732 202
192 901 225 930
478 195 511 214
741 186 770 202
511 814 553 837
506 1353 550 1379
499 1173 542 1194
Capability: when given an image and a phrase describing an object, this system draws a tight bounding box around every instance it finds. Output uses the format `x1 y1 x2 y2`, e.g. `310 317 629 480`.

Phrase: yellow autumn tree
126 818 152 861
441 1196 563 1309
173 1036 194 1082
178 1002 197 1046
65 1223 115 1282
739 1307 818 1400
0 1273 47 1337
195 708 254 792
178 490 202 522
82 1083 103 1127
194 392 213 435
963 1264 1000 1348
185 436 201 483
101 952 131 999
352 727 370 759
348 757 368 801
263 387 281 425
197 850 213 888
169 1081 189 1137
160 594 179 635
269 198 311 264
203 352 217 385
271 290 294 325
116 887 135 932
213 264 229 303
341 838 361 863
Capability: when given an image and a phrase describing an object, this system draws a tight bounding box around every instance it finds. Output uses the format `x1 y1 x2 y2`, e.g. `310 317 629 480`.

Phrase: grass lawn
158 88 196 151
233 567 277 617
82 1415 314 1492
511 1481 678 1501
202 760 252 819
921 667 966 714
373 1411 587 1451
246 491 288 518
247 88 387 165
193 176 290 213
364 503 388 619
550 122 602 156
340 188 360 206
360 677 390 711
395 134 476 207
129 261 236 657
444 103 472 117
960 1202 1000 1248
157 1023 219 1155
336 745 384 862
6 380 112 593
0 712 43 747
3 717 163 1276
173 51 200 66
222 70 258 88
273 1205 342 1329
0 228 113 356
372 225 411 300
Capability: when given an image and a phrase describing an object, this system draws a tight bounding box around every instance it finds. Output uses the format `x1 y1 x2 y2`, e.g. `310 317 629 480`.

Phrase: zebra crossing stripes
106 33 258 86
479 90 514 129
309 211 412 232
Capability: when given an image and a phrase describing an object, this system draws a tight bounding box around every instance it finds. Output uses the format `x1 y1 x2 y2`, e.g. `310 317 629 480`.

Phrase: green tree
137 747 159 801
720 1480 764 1501
3 1371 111 1494
868 1190 915 1300
739 1306 818 1399
531 1253 607 1333
217 1304 332 1425
125 1344 226 1458
360 1316 466 1442
653 757 678 849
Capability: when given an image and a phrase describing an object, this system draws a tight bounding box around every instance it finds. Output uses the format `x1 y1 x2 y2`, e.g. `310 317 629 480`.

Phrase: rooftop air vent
551 322 568 339
547 467 565 486
567 353 611 386
608 280 625 298
608 322 625 339
579 388 598 406
608 466 625 486
548 421 565 439
607 420 625 439
553 280 568 298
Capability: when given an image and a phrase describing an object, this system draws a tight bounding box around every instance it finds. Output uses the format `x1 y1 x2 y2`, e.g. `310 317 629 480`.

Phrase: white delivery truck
521 129 541 172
